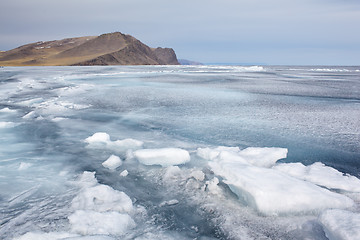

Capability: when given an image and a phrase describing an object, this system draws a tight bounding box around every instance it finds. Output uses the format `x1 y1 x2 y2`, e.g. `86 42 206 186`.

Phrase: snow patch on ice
134 148 190 167
102 155 122 170
319 209 360 240
274 162 360 192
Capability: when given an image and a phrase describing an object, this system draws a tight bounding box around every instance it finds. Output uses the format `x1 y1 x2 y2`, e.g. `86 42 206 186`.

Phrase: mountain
0 32 179 66
178 59 203 65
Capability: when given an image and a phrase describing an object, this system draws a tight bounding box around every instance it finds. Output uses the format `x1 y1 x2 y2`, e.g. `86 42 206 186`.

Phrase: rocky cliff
0 32 179 66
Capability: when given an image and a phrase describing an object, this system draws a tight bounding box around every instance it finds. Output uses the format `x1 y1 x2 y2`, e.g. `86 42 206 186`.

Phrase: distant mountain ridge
0 32 179 66
178 59 203 65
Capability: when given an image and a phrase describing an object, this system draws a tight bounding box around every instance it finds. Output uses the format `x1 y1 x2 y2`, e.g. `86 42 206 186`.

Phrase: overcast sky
1 0 359 65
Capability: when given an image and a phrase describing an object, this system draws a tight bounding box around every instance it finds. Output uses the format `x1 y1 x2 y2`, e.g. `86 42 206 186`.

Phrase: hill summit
0 32 179 66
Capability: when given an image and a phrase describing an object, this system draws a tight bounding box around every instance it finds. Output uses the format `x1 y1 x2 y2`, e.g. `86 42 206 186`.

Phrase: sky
1 0 359 65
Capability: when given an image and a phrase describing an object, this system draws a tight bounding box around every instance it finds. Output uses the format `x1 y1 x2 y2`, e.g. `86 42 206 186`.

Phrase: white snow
273 162 360 192
102 155 122 170
319 209 360 240
134 148 190 167
85 132 110 145
85 132 143 152
69 210 135 235
203 146 354 215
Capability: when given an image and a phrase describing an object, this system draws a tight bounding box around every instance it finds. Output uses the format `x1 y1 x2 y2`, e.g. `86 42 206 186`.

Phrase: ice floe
198 146 355 215
85 132 143 152
69 210 135 235
197 146 287 167
69 171 135 236
274 162 360 192
120 170 129 177
71 173 133 213
102 155 122 170
319 209 360 240
134 148 190 167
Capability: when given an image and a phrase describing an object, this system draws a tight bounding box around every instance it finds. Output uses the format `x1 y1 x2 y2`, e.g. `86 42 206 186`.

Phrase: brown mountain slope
0 32 179 66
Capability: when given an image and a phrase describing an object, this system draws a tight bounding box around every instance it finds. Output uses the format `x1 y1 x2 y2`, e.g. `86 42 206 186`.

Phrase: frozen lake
1 65 360 239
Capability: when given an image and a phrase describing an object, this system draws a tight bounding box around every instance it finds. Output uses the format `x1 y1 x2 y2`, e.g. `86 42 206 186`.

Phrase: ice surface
13 232 78 240
0 121 18 128
18 162 32 170
159 199 179 207
85 132 143 152
102 155 122 170
64 236 115 240
134 148 190 167
2 66 360 240
204 147 354 215
0 107 17 113
319 209 360 240
274 162 360 192
163 166 182 180
69 210 135 235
